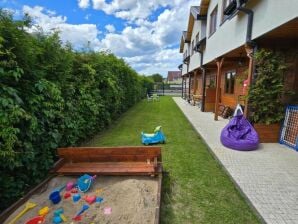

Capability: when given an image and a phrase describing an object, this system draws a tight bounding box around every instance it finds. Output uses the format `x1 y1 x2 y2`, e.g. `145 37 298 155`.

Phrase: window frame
221 0 233 24
224 70 236 94
209 5 218 37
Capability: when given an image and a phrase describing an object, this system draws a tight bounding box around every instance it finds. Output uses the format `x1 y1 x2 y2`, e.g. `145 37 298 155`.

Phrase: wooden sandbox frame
0 146 163 224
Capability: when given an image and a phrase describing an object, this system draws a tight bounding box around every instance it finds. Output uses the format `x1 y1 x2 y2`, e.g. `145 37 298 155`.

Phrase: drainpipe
236 0 254 44
237 0 258 119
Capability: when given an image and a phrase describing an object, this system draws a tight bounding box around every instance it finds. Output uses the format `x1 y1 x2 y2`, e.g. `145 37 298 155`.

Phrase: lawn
86 96 260 224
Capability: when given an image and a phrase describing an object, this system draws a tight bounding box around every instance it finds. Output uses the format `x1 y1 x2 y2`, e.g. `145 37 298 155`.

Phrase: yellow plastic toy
8 201 37 224
38 206 50 216
60 214 67 222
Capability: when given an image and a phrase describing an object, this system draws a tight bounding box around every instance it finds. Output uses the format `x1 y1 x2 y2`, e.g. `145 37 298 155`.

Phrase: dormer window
209 5 218 36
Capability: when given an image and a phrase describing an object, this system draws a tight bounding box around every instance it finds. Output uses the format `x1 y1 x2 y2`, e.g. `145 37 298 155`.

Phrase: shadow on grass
160 171 175 224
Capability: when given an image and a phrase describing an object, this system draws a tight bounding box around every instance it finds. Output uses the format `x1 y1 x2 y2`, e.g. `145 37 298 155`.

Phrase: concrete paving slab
173 97 298 224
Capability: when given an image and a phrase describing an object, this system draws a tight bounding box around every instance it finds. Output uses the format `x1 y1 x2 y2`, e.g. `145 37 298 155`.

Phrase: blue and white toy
141 126 166 145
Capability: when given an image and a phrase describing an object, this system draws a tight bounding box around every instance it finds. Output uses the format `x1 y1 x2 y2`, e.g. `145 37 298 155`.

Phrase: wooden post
188 73 192 102
244 44 254 118
214 57 224 121
184 75 187 99
193 70 198 95
181 76 184 98
201 67 206 112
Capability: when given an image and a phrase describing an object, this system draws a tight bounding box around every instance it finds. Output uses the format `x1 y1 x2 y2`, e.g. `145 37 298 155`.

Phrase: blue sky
0 0 198 76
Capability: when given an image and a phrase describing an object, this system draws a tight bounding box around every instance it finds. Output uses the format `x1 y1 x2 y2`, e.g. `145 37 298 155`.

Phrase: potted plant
248 49 287 142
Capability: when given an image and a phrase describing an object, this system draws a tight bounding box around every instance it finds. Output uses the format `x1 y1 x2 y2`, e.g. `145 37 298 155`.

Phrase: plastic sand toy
72 194 81 202
73 204 89 220
8 202 37 224
25 216 45 224
77 174 96 192
38 207 49 217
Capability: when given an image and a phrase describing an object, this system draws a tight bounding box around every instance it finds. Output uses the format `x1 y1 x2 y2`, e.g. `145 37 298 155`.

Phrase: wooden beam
244 44 254 118
201 67 206 112
214 57 225 121
193 70 198 95
188 74 192 102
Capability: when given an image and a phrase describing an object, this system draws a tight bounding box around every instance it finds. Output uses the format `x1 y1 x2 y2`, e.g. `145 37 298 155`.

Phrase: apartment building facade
180 0 298 119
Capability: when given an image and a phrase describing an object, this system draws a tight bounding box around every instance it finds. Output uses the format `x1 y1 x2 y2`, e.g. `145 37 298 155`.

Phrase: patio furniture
147 94 153 102
220 105 259 151
152 93 159 101
192 94 202 106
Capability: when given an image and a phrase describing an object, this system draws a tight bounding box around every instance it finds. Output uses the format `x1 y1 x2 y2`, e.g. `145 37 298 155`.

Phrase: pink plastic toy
66 182 74 191
104 207 112 215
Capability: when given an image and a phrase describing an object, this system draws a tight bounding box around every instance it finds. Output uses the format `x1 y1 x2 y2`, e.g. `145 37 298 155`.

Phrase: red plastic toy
25 216 45 224
64 192 71 199
71 188 78 193
84 195 96 204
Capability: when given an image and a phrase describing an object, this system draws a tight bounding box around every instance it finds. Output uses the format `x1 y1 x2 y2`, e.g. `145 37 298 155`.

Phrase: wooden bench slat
54 146 162 176
60 155 158 163
57 162 155 175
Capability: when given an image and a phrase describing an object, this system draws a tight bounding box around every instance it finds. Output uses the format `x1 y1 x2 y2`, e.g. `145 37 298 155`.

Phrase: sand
4 176 159 224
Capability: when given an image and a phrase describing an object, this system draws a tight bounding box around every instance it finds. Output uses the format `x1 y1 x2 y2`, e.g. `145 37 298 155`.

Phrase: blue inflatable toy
141 126 166 145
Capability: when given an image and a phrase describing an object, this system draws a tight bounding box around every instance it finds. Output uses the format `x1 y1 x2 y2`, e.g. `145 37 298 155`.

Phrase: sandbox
1 146 162 224
3 175 160 224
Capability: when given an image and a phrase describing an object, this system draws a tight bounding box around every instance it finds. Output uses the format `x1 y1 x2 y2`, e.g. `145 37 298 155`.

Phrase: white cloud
124 48 181 75
105 24 116 33
22 1 198 76
98 0 198 75
91 0 170 21
23 5 102 50
78 0 90 9
3 7 21 17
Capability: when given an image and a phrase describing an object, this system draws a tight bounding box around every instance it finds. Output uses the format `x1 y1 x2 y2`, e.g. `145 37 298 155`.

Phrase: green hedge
0 10 153 210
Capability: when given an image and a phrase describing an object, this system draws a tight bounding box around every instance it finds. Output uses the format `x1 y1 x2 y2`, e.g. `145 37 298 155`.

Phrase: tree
149 73 163 83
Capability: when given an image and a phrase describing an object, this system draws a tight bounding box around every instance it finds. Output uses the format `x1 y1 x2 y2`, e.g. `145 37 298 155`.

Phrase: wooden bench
192 94 202 106
52 146 162 176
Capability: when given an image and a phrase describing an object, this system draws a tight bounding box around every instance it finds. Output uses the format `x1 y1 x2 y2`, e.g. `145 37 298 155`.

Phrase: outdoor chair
147 94 153 102
152 93 159 101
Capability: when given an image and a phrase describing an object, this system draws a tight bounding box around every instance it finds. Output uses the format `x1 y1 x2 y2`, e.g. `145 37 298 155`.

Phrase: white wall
182 63 188 75
203 0 298 64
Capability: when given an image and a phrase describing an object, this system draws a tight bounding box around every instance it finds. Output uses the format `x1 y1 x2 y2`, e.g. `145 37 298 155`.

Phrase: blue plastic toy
77 174 96 192
49 191 61 204
73 194 81 202
141 126 166 145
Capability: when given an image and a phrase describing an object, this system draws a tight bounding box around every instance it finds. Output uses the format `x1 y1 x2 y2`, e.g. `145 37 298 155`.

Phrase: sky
0 0 198 77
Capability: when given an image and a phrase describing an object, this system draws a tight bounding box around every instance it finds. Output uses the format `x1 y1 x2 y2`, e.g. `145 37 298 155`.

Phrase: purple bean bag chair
220 114 259 151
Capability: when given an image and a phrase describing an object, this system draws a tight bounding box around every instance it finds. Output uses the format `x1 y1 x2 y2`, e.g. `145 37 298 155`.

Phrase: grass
86 96 260 224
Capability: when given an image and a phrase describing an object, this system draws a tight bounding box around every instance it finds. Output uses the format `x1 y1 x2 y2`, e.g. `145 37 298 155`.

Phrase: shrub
0 10 151 210
248 49 287 124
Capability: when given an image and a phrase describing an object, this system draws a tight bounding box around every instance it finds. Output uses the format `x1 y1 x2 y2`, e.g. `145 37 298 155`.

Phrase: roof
180 4 208 54
199 0 210 16
179 31 190 53
167 71 182 81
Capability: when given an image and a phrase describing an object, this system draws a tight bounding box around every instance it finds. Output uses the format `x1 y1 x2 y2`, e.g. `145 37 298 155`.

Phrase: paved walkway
173 97 298 224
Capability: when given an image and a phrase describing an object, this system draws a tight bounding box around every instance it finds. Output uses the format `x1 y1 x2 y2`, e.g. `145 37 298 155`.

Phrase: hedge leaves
0 10 153 210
